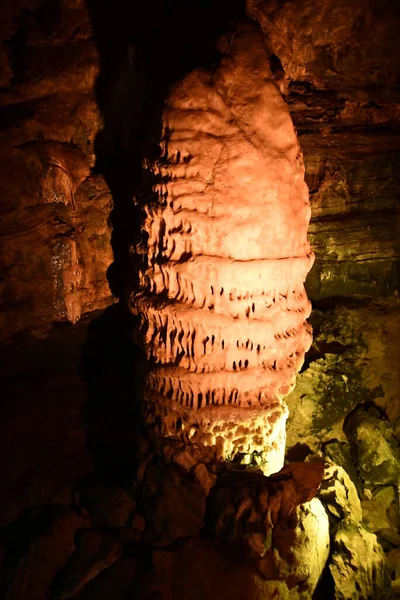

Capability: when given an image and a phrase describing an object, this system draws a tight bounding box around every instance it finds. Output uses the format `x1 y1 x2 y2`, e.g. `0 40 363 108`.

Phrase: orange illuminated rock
131 25 314 474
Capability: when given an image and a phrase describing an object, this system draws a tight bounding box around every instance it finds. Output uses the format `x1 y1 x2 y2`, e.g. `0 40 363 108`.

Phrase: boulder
362 486 399 536
4 508 91 600
48 529 121 599
345 407 400 486
330 519 390 599
141 464 206 546
318 462 362 523
77 482 135 529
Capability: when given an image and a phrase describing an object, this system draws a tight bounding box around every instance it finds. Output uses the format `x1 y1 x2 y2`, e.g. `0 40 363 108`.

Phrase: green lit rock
345 407 400 487
379 528 400 548
305 151 400 301
330 519 390 600
386 548 400 579
362 486 397 534
322 440 362 493
318 462 362 523
286 298 400 453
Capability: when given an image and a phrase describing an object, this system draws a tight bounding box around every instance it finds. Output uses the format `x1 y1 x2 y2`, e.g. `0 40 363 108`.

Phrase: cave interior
0 0 400 598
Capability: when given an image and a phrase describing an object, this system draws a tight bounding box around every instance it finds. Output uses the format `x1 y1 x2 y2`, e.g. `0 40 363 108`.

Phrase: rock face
0 0 113 345
247 0 400 92
330 520 390 600
131 24 314 474
144 462 329 600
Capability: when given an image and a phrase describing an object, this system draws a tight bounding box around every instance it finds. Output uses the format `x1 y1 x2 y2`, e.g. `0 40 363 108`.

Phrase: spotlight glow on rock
131 25 314 475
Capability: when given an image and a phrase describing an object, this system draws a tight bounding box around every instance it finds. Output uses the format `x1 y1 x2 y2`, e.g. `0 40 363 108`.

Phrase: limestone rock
149 540 291 600
286 300 400 451
193 463 217 495
0 0 113 344
48 529 121 599
258 497 330 596
318 462 362 523
379 528 400 548
322 440 362 493
247 0 400 90
141 464 206 546
77 482 135 529
146 474 329 600
330 519 391 600
362 486 399 536
247 0 400 467
149 524 328 600
304 149 400 301
207 462 325 565
131 23 313 474
345 407 400 487
71 557 136 600
386 548 400 579
4 508 91 600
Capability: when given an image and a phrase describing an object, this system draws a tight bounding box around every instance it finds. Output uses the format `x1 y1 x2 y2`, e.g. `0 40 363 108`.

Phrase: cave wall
0 0 113 344
0 1 399 597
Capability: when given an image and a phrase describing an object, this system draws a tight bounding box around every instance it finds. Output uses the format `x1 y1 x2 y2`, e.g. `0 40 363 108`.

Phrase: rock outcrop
0 0 113 345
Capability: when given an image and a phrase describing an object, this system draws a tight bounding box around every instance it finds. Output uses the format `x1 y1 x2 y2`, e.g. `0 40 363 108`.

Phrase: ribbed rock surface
131 26 313 473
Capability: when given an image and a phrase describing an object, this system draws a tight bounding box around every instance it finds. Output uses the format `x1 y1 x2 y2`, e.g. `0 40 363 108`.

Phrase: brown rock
149 529 328 600
0 42 99 106
142 464 206 546
48 529 121 599
77 483 134 529
0 172 113 341
193 463 217 495
208 462 325 562
72 557 137 600
248 0 400 89
318 462 362 523
0 0 113 344
5 509 91 600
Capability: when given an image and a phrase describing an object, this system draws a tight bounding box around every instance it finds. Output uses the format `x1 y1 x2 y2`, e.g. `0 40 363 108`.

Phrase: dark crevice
310 295 386 312
310 207 400 223
300 341 350 373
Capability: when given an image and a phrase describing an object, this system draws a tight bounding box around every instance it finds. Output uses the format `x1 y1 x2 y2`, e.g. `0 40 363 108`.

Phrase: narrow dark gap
300 340 350 373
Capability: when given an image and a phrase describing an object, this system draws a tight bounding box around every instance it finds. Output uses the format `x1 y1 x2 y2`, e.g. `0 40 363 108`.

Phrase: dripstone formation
131 25 314 474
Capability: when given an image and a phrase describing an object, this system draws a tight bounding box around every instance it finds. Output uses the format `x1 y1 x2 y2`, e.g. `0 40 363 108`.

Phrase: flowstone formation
131 25 314 475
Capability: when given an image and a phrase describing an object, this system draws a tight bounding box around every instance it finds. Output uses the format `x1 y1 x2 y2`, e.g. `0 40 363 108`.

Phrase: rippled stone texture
131 25 313 474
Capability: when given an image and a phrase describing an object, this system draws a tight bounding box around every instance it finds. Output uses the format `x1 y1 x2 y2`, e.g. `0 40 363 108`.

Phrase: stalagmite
131 24 314 475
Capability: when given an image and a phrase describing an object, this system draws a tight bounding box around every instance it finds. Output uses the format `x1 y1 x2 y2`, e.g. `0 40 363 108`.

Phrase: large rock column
131 25 314 475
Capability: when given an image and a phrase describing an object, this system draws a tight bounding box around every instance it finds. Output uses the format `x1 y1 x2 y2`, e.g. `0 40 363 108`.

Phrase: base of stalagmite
1 427 393 600
143 398 289 476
